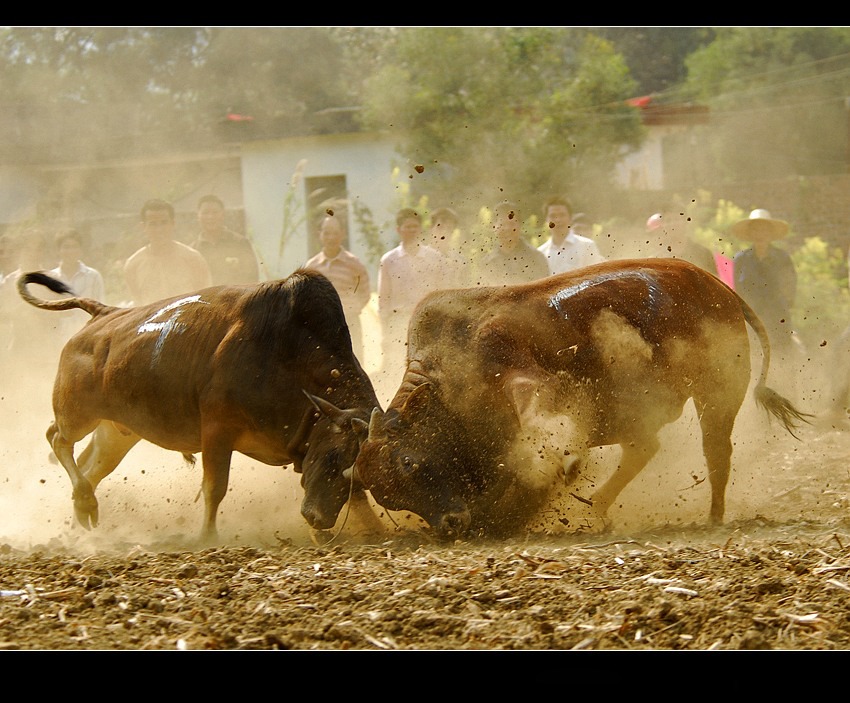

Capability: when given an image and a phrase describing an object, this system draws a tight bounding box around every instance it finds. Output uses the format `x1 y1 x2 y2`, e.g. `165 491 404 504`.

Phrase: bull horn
368 407 387 442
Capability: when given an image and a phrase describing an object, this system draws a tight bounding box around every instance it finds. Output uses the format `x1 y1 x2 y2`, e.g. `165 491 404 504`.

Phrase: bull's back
412 258 743 357
538 258 743 339
53 275 374 453
406 258 750 417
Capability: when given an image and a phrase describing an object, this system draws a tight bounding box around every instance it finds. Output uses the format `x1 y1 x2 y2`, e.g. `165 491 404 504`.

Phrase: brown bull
352 258 812 540
17 269 381 543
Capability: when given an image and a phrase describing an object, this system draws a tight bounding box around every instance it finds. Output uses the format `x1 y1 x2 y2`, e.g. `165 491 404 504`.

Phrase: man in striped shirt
304 214 371 363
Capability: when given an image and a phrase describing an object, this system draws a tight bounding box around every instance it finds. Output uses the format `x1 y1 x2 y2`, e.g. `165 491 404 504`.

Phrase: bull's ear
400 382 432 417
302 390 347 428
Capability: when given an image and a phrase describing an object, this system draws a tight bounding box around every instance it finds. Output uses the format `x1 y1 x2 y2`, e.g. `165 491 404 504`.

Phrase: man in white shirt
377 207 445 387
537 195 605 275
49 229 106 343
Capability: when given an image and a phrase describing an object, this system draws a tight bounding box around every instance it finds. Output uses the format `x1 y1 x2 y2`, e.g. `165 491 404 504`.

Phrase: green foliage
595 28 715 94
358 27 644 214
681 28 850 179
792 237 850 343
348 167 431 267
349 200 386 267
279 160 307 270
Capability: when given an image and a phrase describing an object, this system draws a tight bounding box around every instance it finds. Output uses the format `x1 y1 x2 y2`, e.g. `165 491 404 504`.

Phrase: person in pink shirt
303 214 371 362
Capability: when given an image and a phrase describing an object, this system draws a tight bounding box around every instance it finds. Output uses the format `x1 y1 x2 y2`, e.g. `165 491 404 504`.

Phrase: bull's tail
17 271 113 318
739 295 813 438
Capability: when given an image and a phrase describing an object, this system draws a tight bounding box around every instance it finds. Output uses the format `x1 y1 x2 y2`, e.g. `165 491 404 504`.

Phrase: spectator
303 214 371 362
0 228 61 372
538 195 606 275
48 229 106 343
730 208 799 363
191 194 260 285
569 212 592 238
124 199 212 306
377 207 445 384
645 210 717 274
478 201 549 287
428 206 470 288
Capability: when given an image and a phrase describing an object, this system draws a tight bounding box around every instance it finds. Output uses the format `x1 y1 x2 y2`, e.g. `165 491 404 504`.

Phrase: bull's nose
436 510 471 541
301 505 336 531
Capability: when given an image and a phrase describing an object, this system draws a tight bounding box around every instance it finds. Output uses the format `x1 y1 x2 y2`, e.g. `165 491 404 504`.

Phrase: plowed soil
1 322 849 651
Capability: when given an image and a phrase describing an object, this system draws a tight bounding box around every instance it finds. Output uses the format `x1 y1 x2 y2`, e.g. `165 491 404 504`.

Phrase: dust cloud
0 284 833 552
529 345 831 536
0 374 318 552
0 296 403 554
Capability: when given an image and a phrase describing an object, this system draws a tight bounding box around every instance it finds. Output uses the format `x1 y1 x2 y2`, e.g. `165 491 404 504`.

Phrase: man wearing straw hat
730 208 798 362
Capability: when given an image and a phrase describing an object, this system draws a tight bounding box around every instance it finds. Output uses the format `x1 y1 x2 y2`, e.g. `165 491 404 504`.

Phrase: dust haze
0 27 845 552
0 288 833 553
0 302 412 553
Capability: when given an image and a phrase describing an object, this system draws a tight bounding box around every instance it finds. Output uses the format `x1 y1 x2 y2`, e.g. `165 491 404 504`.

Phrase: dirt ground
2 305 850 651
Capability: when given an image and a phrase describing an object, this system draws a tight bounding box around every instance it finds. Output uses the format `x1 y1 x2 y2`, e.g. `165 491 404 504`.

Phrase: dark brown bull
352 258 811 540
18 269 380 543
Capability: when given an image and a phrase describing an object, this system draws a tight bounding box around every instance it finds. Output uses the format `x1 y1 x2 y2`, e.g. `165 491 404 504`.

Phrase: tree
681 27 850 181
596 27 715 95
356 27 645 222
0 27 357 161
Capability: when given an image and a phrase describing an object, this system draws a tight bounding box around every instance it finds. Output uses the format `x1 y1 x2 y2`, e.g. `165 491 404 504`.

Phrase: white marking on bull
548 270 660 317
137 295 209 367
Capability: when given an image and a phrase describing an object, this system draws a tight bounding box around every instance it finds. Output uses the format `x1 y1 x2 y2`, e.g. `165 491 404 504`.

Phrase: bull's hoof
194 531 221 549
73 507 96 531
72 491 99 530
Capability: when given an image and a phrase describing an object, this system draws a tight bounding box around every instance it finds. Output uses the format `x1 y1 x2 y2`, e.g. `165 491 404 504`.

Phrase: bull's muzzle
433 507 472 541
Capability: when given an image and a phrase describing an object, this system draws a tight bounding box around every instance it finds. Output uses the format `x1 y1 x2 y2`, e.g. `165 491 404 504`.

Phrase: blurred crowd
2 191 849 426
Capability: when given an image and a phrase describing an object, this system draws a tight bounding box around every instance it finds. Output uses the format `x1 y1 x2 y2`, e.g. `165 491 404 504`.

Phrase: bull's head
349 382 476 541
298 391 372 531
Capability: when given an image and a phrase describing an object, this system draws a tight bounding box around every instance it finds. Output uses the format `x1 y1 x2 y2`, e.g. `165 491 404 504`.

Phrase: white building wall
240 131 401 285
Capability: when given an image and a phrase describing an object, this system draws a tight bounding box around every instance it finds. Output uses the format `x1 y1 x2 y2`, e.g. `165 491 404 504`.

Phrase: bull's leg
47 421 99 530
199 435 234 544
591 436 660 521
76 422 141 492
698 410 736 524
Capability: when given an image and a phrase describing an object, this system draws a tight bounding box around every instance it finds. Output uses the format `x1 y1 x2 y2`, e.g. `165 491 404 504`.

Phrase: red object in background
226 113 254 122
626 96 652 108
714 253 735 290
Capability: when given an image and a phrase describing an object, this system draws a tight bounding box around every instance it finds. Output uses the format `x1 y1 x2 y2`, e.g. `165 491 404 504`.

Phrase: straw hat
729 208 789 242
